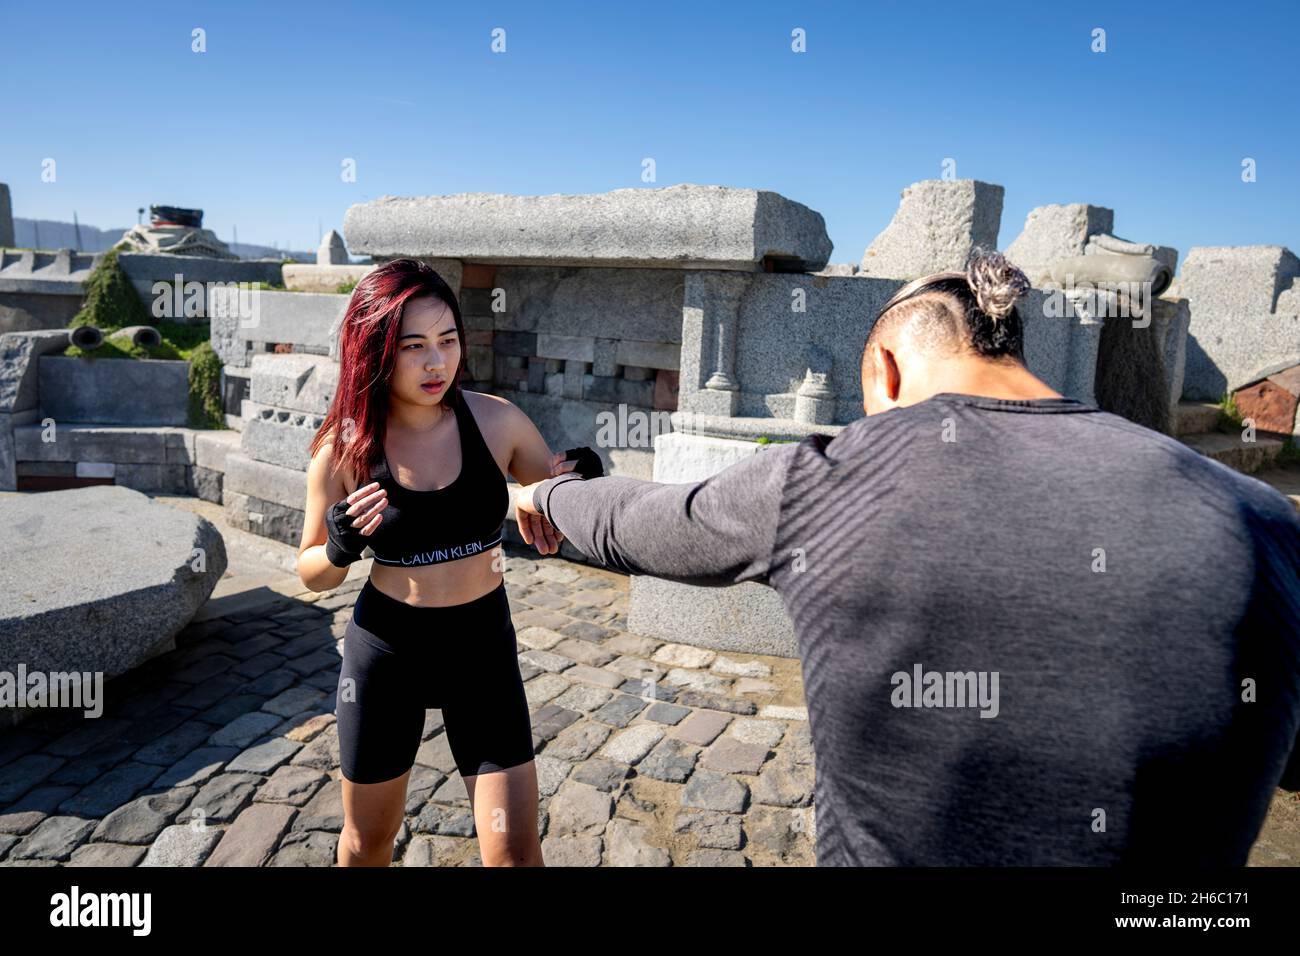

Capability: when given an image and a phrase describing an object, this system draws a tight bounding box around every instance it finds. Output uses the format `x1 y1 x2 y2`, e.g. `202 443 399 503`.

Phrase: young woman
297 257 580 867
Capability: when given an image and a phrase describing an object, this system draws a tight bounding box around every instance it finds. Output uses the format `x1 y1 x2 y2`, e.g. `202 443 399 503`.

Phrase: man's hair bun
966 248 1030 323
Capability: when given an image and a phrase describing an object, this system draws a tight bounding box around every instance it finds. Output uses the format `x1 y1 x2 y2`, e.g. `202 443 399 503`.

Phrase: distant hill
11 217 315 261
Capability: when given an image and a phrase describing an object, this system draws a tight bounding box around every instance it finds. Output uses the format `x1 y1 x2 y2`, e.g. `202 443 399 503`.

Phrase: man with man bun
515 250 1300 866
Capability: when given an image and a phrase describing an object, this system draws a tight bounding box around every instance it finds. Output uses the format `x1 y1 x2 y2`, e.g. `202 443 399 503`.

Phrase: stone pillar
680 272 751 417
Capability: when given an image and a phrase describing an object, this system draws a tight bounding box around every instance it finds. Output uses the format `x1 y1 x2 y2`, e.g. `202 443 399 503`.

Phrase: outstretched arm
499 396 578 554
515 440 802 587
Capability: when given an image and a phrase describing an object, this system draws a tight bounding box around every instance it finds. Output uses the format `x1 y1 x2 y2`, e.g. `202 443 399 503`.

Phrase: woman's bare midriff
368 549 504 607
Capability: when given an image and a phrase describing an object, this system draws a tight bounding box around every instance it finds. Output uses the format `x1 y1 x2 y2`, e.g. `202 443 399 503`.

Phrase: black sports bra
364 393 510 567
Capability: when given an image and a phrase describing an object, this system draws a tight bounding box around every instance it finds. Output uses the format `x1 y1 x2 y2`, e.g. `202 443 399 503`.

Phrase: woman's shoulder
307 433 361 489
461 387 522 426
460 387 532 451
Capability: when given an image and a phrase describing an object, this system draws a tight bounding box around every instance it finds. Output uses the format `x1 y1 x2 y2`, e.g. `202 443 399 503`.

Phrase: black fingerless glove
562 446 604 479
325 499 368 567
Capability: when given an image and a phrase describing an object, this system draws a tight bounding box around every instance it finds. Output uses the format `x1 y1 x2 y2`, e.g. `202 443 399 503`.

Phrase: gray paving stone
9 815 96 861
243 670 297 698
45 717 131 758
67 842 147 866
415 733 457 774
616 678 677 702
533 754 572 798
550 684 613 713
673 710 732 746
600 724 664 765
270 829 337 866
565 664 623 690
58 762 162 817
674 809 744 849
645 702 691 725
278 630 333 659
570 758 630 792
700 737 771 775
541 834 603 866
547 782 613 836
565 604 618 624
285 649 339 676
141 824 223 866
205 802 297 866
91 787 196 844
515 625 567 650
223 632 284 661
172 654 239 684
513 609 571 631
524 673 570 707
543 721 612 762
675 690 755 715
405 766 446 814
604 817 670 866
254 765 328 806
288 723 339 771
639 738 699 783
592 694 647 728
728 719 786 749
0 785 79 836
552 638 616 667
607 656 666 682
153 746 238 789
743 805 814 862
751 754 814 808
272 709 333 740
710 656 773 678
687 848 747 866
196 694 265 726
604 633 658 657
560 620 618 643
209 711 283 748
663 667 731 694
183 772 262 825
431 775 468 804
652 643 718 669
226 736 303 775
681 771 749 814
132 719 217 767
170 673 248 710
422 710 445 739
232 652 284 679
0 753 64 803
411 803 475 837
531 703 583 741
519 649 575 673
48 743 134 787
291 778 343 833
521 589 571 610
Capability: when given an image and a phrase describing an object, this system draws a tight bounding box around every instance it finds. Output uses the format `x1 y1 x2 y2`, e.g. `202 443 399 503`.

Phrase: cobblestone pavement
3 536 1297 867
0 546 816 867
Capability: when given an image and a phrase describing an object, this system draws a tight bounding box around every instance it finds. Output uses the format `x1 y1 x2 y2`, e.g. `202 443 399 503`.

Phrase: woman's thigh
336 622 426 786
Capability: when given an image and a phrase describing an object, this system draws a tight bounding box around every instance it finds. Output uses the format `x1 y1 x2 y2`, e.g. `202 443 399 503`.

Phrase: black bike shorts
335 578 536 784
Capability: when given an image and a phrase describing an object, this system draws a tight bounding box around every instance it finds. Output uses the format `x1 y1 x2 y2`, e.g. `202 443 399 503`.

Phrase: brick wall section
457 264 497 390
455 264 681 414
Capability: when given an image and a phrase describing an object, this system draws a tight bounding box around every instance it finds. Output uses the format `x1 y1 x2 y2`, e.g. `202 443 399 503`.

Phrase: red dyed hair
310 257 467 481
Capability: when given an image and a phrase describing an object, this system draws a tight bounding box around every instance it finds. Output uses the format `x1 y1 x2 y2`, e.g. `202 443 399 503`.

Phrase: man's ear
869 342 902 404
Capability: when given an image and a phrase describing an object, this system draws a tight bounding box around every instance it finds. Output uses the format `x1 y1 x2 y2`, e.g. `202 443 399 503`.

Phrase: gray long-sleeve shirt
532 393 1300 866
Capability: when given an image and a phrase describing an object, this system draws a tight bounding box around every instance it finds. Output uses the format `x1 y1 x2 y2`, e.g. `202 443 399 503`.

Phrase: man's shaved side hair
861 249 1032 376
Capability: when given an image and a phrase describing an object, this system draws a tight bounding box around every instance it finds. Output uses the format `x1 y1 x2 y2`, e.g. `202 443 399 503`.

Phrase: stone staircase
1174 402 1299 509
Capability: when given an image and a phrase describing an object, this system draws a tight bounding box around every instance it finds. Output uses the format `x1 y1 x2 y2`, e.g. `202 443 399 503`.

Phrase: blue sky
2 0 1297 268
